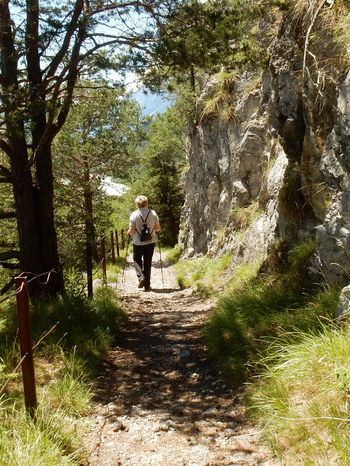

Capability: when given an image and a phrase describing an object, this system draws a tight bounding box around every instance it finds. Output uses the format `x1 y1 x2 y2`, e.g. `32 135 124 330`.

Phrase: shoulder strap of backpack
139 209 151 223
144 210 151 223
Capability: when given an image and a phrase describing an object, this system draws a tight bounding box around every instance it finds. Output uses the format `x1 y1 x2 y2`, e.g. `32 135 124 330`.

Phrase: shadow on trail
92 290 245 439
147 288 179 294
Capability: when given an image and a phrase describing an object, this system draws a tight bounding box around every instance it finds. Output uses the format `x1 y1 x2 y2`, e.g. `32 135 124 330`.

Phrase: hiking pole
122 233 131 287
158 233 164 285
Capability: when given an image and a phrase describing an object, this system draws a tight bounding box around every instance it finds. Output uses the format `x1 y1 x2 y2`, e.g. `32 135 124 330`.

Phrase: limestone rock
335 285 350 323
179 10 350 288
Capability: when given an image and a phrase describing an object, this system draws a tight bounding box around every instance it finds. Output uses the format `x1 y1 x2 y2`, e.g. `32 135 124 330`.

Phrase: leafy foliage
0 0 180 296
127 103 187 246
53 81 147 270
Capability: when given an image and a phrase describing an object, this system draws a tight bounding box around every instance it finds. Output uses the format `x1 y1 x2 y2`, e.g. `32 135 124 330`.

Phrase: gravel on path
84 253 278 465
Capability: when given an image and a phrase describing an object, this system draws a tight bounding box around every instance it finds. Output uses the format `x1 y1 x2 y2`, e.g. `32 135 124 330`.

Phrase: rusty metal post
121 229 125 249
115 230 120 257
15 276 37 416
110 231 115 264
101 235 107 281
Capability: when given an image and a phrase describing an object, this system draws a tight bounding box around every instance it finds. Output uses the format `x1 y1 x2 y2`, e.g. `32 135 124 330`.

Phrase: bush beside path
84 253 277 465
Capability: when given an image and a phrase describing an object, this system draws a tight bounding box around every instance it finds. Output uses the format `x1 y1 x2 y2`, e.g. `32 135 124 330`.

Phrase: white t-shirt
129 208 160 245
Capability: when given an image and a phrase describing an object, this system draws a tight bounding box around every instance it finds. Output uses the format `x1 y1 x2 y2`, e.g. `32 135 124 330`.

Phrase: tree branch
0 250 20 261
0 211 16 219
0 163 12 182
46 0 84 81
51 16 87 138
0 139 16 161
0 262 20 270
0 277 15 296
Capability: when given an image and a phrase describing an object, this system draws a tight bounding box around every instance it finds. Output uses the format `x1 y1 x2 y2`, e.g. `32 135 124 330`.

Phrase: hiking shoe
138 278 145 288
144 287 152 292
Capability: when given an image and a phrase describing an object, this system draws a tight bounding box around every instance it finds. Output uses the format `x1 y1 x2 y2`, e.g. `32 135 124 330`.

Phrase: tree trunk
84 166 97 299
1 0 64 297
85 192 94 299
11 151 64 296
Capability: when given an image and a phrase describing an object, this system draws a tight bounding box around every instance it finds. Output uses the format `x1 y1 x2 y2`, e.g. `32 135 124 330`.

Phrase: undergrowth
165 245 183 265
0 265 125 465
202 238 334 381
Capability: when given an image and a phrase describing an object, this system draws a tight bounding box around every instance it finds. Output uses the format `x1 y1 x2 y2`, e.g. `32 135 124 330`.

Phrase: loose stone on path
85 253 277 465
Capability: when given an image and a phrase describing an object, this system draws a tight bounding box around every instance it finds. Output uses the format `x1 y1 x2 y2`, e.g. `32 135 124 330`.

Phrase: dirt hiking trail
85 253 278 465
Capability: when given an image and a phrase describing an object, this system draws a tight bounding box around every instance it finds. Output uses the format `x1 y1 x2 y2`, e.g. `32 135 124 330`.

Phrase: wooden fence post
15 276 37 416
110 231 115 264
115 230 120 257
100 235 107 281
121 229 125 249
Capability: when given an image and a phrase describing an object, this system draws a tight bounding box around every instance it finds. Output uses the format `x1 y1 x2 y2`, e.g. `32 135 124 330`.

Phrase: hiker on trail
127 195 161 291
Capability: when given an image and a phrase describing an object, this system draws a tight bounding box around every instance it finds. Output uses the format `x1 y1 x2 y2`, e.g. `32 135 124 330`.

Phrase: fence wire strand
0 267 58 308
0 354 27 397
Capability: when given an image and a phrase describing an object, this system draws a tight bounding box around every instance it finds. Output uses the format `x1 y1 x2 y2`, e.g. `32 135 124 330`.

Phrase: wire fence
0 229 127 416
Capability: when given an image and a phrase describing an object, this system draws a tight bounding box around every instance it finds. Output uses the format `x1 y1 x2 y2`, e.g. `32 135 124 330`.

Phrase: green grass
203 279 340 384
0 364 89 465
173 252 233 296
0 348 90 465
203 272 345 462
0 240 340 463
30 286 125 364
170 239 349 461
164 245 183 265
229 202 263 231
248 321 350 463
0 278 126 464
89 252 127 283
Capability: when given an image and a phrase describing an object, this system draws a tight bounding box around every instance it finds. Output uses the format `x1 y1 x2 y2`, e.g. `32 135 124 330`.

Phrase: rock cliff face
179 9 350 287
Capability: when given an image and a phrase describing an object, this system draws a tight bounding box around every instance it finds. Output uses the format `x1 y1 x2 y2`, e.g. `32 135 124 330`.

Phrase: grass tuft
165 245 184 265
174 253 233 296
204 280 339 385
248 320 350 462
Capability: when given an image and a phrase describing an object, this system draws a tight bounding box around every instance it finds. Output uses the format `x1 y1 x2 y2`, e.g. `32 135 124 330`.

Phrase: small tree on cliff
0 0 180 296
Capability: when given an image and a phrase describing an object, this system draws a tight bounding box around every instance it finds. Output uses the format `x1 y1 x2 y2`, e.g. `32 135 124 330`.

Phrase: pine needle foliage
131 104 187 246
138 0 270 90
